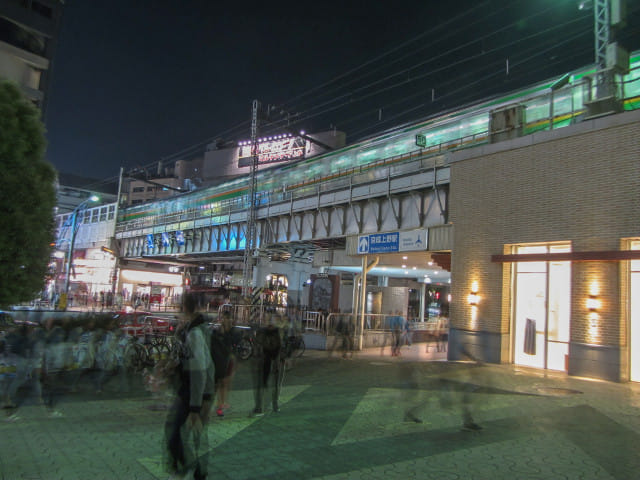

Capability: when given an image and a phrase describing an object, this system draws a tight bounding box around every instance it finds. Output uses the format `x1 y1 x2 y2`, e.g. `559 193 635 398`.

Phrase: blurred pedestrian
441 342 483 432
2 324 29 415
1 324 50 421
390 311 403 356
42 322 69 417
95 320 120 393
164 293 215 480
402 317 412 347
69 318 98 392
330 316 354 359
210 312 236 417
252 315 283 415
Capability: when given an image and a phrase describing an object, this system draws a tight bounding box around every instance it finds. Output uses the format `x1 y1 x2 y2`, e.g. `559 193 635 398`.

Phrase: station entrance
326 250 451 323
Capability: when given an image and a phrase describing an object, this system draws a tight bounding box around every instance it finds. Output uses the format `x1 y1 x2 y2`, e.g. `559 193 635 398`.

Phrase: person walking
164 294 215 480
251 315 284 415
390 311 403 357
210 312 236 417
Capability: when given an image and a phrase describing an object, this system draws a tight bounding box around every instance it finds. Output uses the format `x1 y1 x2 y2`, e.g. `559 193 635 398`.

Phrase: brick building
448 109 640 382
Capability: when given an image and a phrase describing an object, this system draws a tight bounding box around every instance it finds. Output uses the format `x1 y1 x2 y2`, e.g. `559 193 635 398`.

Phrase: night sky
44 0 640 183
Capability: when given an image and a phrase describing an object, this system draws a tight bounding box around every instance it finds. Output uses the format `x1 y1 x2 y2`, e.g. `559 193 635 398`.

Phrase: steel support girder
119 186 446 259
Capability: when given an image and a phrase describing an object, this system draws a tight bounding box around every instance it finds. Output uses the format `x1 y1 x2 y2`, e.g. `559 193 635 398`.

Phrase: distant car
143 315 180 335
115 311 179 338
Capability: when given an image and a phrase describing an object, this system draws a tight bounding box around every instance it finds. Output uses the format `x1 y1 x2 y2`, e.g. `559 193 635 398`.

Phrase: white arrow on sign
358 236 369 253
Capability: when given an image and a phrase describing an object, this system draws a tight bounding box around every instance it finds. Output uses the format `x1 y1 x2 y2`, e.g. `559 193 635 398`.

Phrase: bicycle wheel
236 338 252 361
126 342 148 372
147 343 169 364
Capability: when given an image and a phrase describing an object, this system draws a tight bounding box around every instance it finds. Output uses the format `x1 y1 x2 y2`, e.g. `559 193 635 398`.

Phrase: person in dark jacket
164 294 215 480
251 315 283 416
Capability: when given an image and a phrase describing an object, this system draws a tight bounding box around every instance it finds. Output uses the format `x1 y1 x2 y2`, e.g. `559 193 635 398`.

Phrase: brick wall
448 111 640 348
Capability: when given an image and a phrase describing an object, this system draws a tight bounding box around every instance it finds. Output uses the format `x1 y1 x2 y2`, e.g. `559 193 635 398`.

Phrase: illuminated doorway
630 241 640 381
513 244 571 371
266 274 288 307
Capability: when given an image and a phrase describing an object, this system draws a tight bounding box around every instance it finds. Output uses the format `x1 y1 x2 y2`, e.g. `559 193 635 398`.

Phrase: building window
0 17 47 57
99 207 107 222
147 186 154 192
132 187 145 193
107 205 115 220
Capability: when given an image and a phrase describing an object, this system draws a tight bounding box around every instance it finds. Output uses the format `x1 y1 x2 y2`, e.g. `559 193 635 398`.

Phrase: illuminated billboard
238 135 307 167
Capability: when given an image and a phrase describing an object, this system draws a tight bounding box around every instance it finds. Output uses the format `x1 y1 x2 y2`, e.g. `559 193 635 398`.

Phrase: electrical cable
275 0 495 110
259 19 592 137
142 0 523 165
347 37 594 140
114 1 632 182
277 0 562 115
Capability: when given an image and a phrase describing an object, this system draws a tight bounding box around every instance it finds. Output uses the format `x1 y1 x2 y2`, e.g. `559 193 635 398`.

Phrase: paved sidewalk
2 344 640 479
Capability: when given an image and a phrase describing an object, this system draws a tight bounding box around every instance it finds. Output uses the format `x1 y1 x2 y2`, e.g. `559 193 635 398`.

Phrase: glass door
513 244 571 371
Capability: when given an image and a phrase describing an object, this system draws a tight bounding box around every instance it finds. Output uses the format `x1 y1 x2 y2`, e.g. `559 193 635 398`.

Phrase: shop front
50 247 117 308
119 268 183 311
448 109 640 382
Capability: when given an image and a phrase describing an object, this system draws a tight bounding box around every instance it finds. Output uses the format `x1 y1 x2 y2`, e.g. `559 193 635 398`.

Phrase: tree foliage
0 79 56 308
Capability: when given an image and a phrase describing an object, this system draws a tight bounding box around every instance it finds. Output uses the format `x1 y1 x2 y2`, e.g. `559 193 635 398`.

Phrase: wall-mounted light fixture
468 281 480 306
586 294 600 312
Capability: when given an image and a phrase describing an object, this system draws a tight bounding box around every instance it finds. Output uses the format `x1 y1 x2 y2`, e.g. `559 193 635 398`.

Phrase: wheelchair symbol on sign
358 236 369 254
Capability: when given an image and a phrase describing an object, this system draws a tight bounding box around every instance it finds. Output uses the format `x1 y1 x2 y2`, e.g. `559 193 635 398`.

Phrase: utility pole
594 0 614 99
586 0 629 116
242 100 260 298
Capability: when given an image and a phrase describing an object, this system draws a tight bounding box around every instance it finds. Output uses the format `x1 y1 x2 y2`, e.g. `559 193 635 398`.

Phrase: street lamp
61 195 99 309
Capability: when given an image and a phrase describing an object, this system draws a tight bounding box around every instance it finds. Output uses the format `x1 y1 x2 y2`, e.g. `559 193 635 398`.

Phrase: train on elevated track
118 52 640 235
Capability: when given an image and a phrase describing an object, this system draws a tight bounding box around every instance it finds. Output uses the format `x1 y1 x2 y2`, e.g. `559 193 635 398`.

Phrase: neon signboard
238 135 307 166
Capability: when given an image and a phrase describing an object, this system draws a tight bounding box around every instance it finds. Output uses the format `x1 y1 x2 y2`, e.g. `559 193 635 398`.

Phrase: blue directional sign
358 232 400 254
357 230 428 255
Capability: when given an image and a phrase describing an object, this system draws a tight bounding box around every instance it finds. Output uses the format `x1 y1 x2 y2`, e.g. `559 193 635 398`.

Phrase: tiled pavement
2 343 640 480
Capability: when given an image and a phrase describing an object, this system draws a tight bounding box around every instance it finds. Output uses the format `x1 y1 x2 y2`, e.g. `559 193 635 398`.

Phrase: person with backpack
164 294 215 480
251 314 284 416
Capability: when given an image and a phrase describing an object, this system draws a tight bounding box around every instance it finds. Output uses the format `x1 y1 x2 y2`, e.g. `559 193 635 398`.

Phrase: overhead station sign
357 229 428 254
